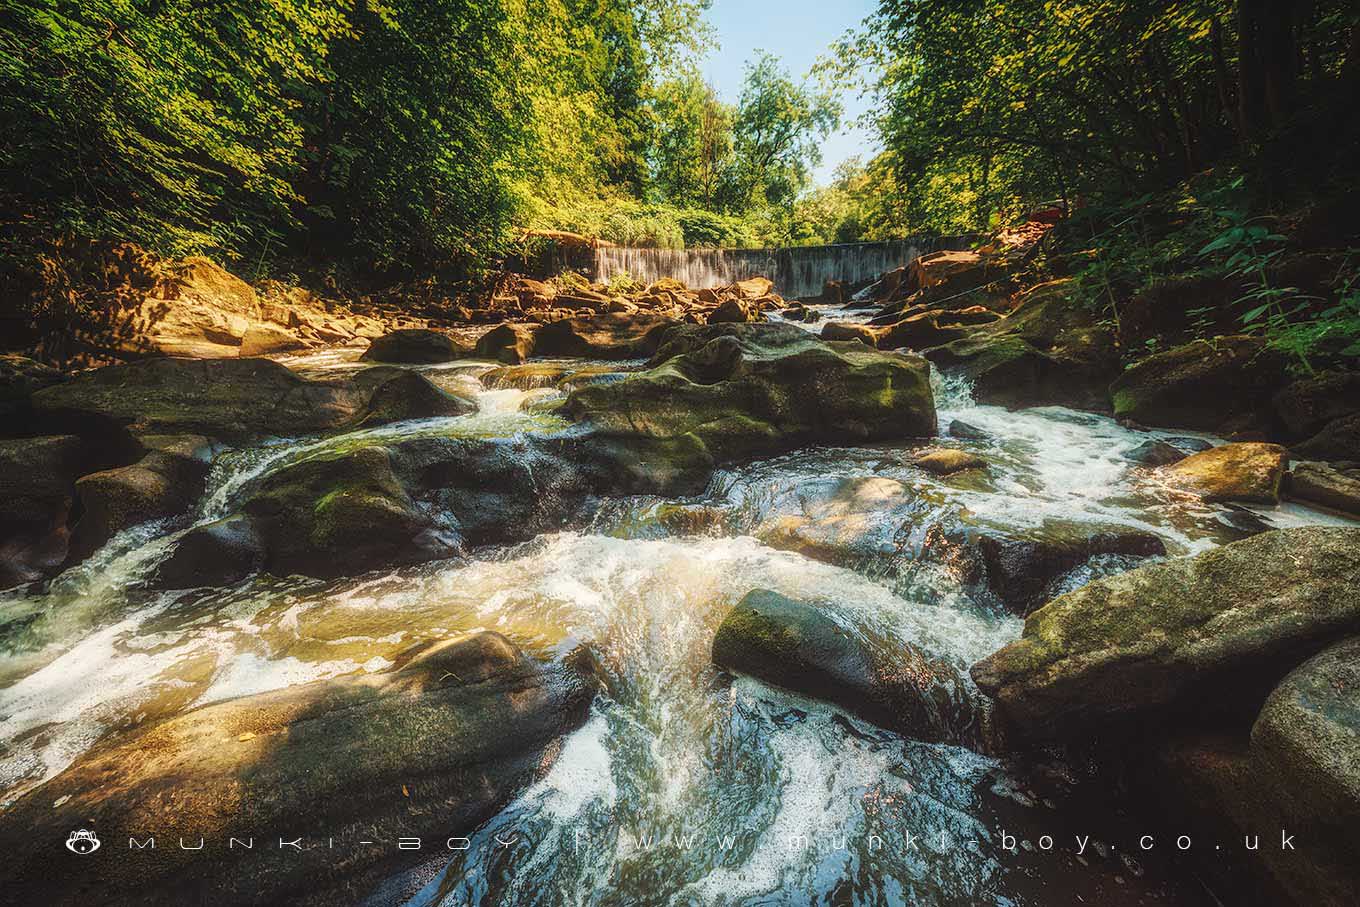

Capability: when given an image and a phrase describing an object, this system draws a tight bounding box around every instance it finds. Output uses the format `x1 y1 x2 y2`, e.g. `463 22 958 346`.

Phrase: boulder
361 328 468 364
0 354 66 420
564 323 937 463
1292 412 1360 462
0 435 89 587
351 370 478 428
876 311 970 351
0 632 598 907
1109 336 1287 432
67 434 214 561
1271 370 1360 439
973 522 1166 616
1161 442 1288 504
712 589 978 743
924 280 1118 410
30 357 363 442
127 255 263 358
1248 637 1360 902
733 276 774 299
755 476 925 567
1122 436 1213 466
971 527 1360 741
819 322 879 346
152 514 266 588
474 323 538 363
531 313 671 359
913 447 987 475
239 323 305 357
1284 460 1360 516
239 446 458 578
947 419 990 441
707 298 759 323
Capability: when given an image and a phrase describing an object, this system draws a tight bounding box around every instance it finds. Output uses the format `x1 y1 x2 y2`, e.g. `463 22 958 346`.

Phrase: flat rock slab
1161 441 1288 504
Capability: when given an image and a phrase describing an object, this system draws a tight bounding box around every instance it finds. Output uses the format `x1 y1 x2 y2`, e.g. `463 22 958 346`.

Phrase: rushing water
1 347 1354 904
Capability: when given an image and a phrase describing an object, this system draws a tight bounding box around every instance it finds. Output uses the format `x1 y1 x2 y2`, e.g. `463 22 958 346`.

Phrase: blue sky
697 0 881 186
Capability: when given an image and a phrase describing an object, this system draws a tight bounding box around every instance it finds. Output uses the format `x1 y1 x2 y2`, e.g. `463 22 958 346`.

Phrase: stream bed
1 342 1353 906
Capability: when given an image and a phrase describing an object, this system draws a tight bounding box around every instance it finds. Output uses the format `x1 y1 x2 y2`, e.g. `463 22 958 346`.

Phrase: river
1 312 1353 905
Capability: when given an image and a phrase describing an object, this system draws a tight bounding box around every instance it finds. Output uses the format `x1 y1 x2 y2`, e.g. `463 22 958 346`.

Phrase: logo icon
66 829 100 854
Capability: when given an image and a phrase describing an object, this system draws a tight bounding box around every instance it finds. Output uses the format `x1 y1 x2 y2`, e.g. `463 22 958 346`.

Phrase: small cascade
592 235 979 299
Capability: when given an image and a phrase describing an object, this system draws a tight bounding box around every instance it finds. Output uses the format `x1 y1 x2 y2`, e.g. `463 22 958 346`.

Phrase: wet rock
0 435 89 587
351 369 477 428
1271 370 1360 439
474 322 538 363
565 323 937 464
152 514 266 588
531 313 671 359
1213 505 1274 537
973 522 1166 616
1284 460 1360 516
924 280 1118 410
1123 439 1188 466
0 632 598 907
241 446 458 578
1109 336 1288 432
819 322 879 345
947 419 990 441
733 276 774 299
971 527 1360 741
30 357 363 442
1292 411 1360 462
712 589 978 743
755 476 925 566
68 434 215 561
1162 442 1288 504
914 447 987 475
361 328 468 364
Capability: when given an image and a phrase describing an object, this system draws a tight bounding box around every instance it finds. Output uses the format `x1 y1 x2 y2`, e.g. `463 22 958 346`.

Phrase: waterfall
591 235 979 299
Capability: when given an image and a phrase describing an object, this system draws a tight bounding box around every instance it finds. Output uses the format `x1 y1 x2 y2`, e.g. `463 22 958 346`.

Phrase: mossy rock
712 589 979 743
351 369 477 428
971 527 1360 741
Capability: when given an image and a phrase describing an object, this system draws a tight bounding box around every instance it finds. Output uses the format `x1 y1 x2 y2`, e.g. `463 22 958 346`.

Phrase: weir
524 235 980 299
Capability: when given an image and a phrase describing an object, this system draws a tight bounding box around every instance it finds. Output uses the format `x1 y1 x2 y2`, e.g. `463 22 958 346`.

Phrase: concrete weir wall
591 235 979 299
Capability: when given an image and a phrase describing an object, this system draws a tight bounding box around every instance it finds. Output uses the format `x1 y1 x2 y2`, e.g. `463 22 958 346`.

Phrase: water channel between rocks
1 324 1354 906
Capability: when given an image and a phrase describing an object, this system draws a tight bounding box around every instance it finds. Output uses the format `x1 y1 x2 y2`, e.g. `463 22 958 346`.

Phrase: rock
361 328 468 364
240 446 458 578
352 369 477 428
1271 370 1360 439
130 255 262 358
707 298 759 323
1292 412 1360 462
937 305 1001 327
1284 460 1360 516
755 476 924 566
67 434 214 561
1109 336 1287 432
239 323 305 357
152 514 266 587
914 447 987 475
0 632 598 907
30 357 363 442
1248 637 1360 902
974 522 1166 616
971 527 1360 741
1123 439 1189 466
876 311 970 351
712 589 977 742
531 313 671 359
924 280 1118 410
947 419 990 441
0 354 66 419
819 322 879 345
1162 442 1288 504
0 435 89 587
564 323 937 463
733 276 774 299
474 323 538 363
